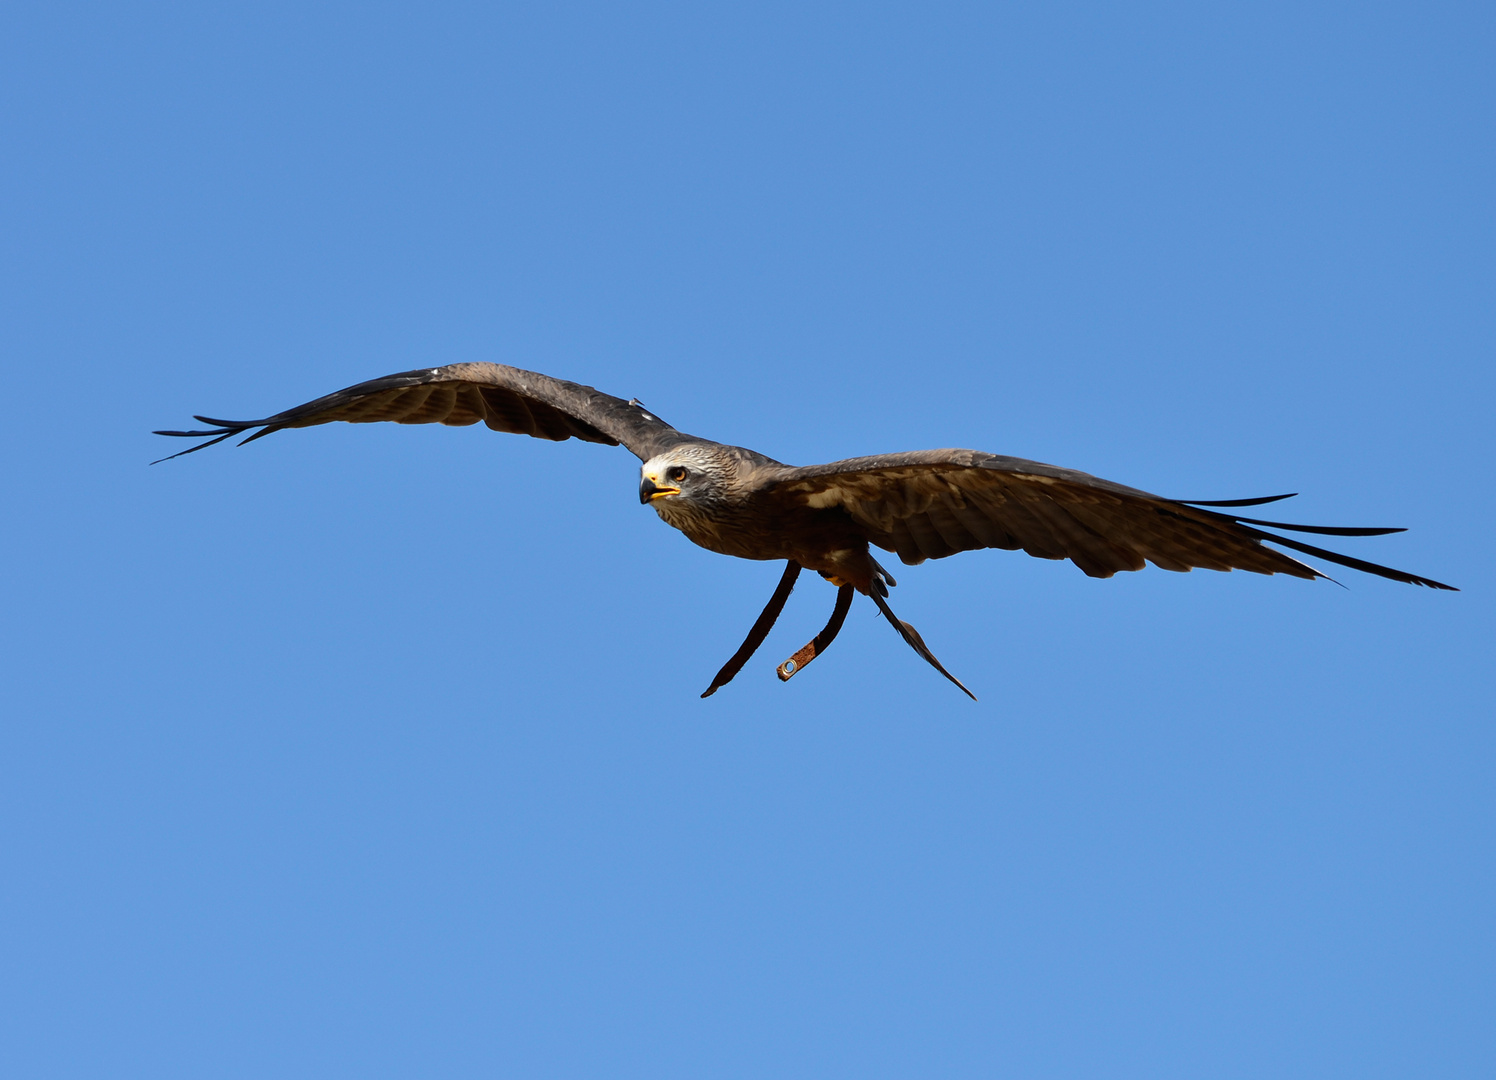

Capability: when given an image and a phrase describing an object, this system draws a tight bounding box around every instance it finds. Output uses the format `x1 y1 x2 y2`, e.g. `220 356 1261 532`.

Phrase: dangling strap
700 561 802 697
777 584 854 682
865 587 977 700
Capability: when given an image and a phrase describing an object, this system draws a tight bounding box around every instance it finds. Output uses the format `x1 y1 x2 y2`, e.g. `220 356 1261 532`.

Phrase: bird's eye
667 466 688 483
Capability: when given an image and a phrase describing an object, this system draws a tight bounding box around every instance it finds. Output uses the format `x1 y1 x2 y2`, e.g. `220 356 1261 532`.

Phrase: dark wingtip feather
148 429 238 464
237 424 283 446
151 418 274 463
1177 500 1455 590
1245 526 1459 591
1229 517 1408 537
1178 493 1298 508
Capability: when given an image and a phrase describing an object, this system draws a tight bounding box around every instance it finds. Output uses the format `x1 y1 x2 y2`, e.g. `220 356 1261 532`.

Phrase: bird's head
639 446 733 516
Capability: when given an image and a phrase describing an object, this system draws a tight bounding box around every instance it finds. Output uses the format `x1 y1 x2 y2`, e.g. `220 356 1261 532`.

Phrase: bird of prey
156 362 1455 698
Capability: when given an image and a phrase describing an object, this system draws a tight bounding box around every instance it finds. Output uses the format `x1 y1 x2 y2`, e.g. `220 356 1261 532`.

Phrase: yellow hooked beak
640 477 680 503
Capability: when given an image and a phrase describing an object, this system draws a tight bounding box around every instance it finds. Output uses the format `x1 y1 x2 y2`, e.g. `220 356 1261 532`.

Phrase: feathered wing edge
153 363 690 463
764 452 1456 593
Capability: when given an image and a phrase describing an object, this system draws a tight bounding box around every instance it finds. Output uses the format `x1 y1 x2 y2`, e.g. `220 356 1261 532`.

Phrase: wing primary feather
1177 493 1298 507
1236 525 1458 590
1219 516 1405 536
237 424 285 446
148 429 239 464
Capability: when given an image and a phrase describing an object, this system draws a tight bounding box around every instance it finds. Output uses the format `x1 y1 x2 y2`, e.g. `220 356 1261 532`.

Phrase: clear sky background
2 2 1492 1076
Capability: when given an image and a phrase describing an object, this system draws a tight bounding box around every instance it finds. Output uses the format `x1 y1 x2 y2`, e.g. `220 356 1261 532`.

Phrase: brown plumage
156 362 1456 698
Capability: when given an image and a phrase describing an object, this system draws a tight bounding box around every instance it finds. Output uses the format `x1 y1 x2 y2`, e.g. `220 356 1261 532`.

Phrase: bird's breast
652 494 868 568
651 498 749 556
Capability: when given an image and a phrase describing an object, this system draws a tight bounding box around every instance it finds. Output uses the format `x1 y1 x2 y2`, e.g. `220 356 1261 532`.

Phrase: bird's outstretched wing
758 449 1456 590
154 362 692 463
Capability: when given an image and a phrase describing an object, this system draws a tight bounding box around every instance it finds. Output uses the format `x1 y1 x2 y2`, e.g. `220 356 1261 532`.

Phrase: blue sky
2 2 1492 1076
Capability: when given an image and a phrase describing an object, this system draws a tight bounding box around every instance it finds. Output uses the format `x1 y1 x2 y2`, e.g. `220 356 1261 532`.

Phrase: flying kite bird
156 363 1455 698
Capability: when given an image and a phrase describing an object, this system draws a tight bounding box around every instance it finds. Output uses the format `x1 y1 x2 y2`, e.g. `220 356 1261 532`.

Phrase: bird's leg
777 584 854 682
700 561 802 698
865 587 977 700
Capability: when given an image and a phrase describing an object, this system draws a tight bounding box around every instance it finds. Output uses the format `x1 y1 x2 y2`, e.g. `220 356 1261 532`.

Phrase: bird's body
643 447 874 586
157 361 1455 697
